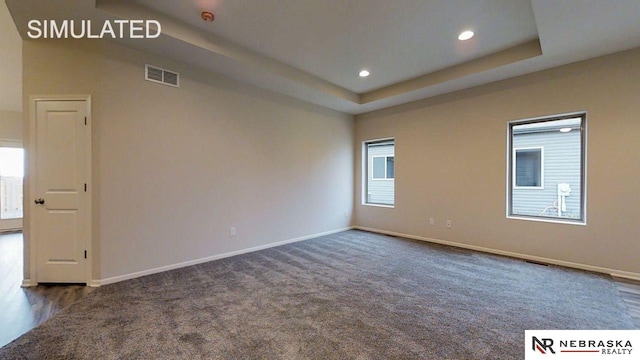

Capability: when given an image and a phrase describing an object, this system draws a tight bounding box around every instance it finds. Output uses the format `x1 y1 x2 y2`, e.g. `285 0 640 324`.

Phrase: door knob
34 198 45 205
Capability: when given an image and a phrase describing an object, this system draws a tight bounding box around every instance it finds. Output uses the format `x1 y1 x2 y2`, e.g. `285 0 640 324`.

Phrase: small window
363 139 395 206
507 113 586 224
372 155 394 179
514 147 543 188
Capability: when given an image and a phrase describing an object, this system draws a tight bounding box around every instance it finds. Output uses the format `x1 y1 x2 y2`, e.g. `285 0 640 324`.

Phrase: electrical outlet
230 227 236 236
429 218 435 226
344 211 348 218
446 220 452 228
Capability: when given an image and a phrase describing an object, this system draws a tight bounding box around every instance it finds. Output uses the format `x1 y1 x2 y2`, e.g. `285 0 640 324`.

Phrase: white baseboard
96 226 354 286
610 271 640 282
355 226 640 281
22 278 102 287
21 279 36 287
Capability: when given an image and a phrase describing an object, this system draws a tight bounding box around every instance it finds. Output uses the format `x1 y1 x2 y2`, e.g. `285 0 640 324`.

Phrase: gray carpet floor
0 230 635 359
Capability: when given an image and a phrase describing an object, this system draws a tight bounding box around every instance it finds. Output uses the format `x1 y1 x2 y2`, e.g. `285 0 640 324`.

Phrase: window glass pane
365 140 395 206
0 148 24 177
386 157 394 179
509 116 584 223
372 157 385 179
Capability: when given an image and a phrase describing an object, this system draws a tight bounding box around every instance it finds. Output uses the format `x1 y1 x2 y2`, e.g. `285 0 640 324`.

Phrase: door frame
26 95 92 286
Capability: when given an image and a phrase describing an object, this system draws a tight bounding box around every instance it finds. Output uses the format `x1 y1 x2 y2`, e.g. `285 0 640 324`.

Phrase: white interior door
34 99 90 283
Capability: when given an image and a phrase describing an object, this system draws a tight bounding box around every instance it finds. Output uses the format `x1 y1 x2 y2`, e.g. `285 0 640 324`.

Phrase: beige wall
0 110 22 140
23 39 353 281
0 0 22 112
355 48 640 276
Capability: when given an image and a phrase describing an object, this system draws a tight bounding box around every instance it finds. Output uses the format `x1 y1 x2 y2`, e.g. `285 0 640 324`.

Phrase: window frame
506 112 587 225
513 146 544 189
363 138 395 208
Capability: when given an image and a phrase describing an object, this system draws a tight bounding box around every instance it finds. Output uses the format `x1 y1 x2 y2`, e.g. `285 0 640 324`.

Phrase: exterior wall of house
512 129 581 219
366 144 394 205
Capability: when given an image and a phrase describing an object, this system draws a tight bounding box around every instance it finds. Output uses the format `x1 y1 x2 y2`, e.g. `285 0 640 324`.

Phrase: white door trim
27 95 92 285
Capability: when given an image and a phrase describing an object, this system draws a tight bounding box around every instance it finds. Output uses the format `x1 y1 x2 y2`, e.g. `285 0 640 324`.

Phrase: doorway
0 143 23 232
28 96 91 285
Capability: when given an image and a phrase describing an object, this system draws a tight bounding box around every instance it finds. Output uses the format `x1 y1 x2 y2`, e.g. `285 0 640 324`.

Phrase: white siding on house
512 128 581 219
366 143 394 205
0 176 22 219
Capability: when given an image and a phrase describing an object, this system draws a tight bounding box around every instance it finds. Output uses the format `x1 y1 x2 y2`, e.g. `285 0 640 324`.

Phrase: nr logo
533 337 556 354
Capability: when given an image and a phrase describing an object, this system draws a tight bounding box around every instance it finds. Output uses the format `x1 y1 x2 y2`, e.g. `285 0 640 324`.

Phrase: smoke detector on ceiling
201 11 214 22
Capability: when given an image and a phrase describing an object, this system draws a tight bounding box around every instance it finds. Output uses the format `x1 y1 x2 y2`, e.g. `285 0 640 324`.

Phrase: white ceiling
136 0 539 93
6 0 640 115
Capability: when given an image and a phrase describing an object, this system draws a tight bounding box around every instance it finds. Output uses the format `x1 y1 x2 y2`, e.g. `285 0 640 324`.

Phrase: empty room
1 0 639 358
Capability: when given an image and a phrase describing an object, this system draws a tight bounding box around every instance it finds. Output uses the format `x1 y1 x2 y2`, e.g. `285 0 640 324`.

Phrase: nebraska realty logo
525 330 639 359
27 19 161 39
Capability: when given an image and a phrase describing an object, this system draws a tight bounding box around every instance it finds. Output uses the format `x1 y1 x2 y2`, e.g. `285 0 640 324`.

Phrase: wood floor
614 277 640 329
0 232 92 348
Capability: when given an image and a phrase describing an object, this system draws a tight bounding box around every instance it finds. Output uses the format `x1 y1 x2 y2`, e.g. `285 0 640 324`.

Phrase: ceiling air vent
145 64 179 87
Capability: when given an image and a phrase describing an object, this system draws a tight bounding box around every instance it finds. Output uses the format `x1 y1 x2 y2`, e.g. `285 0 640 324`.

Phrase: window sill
507 215 586 226
362 203 395 209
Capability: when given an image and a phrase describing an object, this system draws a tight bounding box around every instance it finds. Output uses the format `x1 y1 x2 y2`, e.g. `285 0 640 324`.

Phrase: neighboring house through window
514 147 543 188
372 155 394 180
507 114 586 224
364 139 395 206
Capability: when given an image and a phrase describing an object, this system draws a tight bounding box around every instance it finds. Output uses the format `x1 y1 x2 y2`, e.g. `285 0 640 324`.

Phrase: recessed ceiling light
458 30 474 41
559 127 572 133
359 70 370 78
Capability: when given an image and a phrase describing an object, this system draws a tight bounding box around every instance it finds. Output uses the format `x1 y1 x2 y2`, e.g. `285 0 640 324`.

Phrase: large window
507 114 586 224
364 138 395 206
